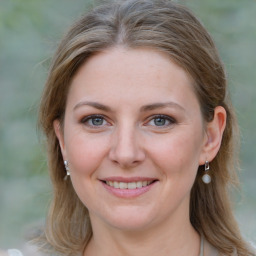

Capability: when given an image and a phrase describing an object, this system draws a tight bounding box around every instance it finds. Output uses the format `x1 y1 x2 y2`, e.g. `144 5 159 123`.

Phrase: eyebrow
73 101 185 113
73 101 112 112
140 102 185 112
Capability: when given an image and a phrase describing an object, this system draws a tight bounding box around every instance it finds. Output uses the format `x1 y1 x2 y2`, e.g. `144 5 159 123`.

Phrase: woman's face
55 47 209 231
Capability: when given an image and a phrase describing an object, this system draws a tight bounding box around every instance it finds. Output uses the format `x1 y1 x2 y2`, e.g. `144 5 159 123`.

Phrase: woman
36 0 255 255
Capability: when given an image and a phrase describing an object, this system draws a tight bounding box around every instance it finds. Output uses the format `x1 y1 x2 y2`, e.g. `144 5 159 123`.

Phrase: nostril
108 133 146 168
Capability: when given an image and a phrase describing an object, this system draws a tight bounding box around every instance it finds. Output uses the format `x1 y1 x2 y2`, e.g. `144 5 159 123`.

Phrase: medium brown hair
39 0 254 255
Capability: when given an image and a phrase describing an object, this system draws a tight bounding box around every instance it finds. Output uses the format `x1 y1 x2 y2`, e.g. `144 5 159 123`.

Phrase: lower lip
102 181 157 198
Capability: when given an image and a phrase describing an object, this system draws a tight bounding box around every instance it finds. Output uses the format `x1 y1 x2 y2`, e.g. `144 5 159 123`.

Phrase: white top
4 237 247 256
3 239 213 256
7 249 23 256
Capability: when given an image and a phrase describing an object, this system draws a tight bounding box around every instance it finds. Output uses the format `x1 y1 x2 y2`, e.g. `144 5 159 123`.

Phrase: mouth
102 180 157 189
100 178 158 198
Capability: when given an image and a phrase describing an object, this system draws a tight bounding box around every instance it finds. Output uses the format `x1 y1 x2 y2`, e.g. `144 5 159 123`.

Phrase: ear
53 119 67 160
199 106 226 165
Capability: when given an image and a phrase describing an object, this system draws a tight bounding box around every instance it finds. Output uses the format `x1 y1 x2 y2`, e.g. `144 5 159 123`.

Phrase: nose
108 124 146 169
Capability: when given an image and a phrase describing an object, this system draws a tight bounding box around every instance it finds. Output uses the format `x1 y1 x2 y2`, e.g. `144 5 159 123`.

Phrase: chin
100 207 158 231
108 218 152 231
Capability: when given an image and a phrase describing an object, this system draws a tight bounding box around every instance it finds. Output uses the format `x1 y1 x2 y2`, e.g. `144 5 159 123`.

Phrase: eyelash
81 114 109 128
145 114 176 128
80 114 176 129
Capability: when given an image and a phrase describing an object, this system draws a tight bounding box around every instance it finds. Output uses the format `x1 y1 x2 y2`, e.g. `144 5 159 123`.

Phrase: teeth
119 182 128 189
113 181 119 188
136 181 142 188
105 180 153 189
128 182 136 189
142 181 147 187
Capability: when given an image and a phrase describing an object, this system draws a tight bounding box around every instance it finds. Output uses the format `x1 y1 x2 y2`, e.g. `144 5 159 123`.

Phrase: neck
84 210 200 256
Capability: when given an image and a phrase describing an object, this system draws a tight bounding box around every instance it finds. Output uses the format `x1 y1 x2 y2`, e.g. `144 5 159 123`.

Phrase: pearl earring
202 160 211 184
64 160 70 176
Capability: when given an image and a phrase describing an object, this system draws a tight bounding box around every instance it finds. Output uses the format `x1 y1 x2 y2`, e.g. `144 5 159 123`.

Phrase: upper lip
100 176 158 183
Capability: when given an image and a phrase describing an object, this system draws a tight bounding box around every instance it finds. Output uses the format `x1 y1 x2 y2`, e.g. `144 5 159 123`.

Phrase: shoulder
249 241 256 249
0 249 24 256
248 241 256 255
2 244 48 256
21 243 47 256
17 242 82 256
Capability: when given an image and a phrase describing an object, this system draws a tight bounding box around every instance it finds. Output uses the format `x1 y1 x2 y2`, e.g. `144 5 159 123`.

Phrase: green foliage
0 0 255 248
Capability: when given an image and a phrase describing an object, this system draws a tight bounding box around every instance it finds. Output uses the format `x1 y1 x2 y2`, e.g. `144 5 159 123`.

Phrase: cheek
147 130 203 178
64 133 110 209
65 132 110 176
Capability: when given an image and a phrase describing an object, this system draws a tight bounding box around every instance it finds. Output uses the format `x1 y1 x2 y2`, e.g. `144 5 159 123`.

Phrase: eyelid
80 114 176 129
144 114 176 127
81 114 111 128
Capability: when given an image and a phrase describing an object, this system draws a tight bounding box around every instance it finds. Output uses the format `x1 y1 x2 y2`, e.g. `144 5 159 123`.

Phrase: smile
101 178 158 198
105 180 154 189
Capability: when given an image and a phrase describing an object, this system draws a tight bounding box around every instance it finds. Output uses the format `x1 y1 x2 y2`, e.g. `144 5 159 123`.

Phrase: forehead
68 46 199 111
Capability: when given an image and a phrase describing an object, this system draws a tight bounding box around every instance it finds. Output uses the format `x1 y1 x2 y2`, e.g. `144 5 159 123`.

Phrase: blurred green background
0 0 255 249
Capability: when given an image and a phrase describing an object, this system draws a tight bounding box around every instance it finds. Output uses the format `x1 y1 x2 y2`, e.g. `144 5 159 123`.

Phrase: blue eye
147 115 176 127
153 117 167 126
81 115 108 127
90 117 104 126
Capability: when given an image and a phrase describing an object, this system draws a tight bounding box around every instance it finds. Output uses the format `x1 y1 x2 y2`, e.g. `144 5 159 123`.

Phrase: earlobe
199 106 226 165
53 119 66 159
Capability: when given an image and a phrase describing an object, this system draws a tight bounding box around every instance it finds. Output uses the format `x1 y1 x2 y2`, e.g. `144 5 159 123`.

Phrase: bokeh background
0 0 255 249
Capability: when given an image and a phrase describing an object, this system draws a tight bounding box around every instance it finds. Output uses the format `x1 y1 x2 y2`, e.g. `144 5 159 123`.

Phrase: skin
54 47 226 256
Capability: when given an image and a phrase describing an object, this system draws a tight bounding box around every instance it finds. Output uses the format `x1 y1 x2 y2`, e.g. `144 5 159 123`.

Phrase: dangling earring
64 160 70 179
202 160 211 184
